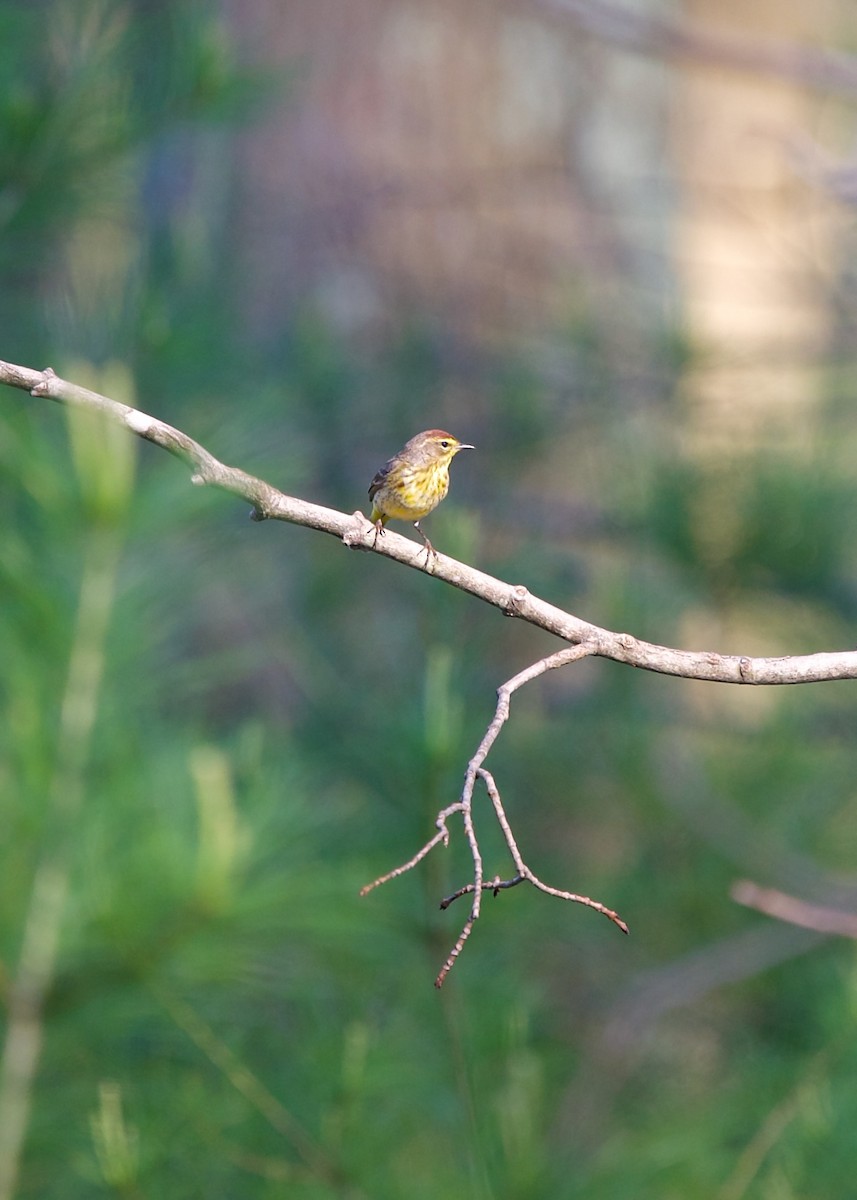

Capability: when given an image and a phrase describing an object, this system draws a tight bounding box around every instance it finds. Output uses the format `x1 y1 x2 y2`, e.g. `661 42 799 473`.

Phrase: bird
368 429 474 560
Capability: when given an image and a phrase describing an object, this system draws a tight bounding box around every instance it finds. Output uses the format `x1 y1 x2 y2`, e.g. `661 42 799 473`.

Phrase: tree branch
5 357 857 984
732 880 857 940
4 359 857 685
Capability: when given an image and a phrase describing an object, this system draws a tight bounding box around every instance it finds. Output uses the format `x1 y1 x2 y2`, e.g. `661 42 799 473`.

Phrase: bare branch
5 358 857 686
732 880 857 939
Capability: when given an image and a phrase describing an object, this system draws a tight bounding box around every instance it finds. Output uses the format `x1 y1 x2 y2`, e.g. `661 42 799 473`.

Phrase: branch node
125 409 155 436
342 513 375 550
503 584 529 617
30 367 56 397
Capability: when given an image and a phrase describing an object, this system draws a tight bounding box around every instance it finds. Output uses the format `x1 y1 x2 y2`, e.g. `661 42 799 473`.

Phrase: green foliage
640 451 857 615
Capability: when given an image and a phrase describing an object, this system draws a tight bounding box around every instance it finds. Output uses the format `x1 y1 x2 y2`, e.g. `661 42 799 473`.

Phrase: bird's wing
368 462 390 501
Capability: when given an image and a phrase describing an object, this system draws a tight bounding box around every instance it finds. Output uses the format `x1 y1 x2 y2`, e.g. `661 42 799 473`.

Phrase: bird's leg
413 521 437 563
372 519 386 549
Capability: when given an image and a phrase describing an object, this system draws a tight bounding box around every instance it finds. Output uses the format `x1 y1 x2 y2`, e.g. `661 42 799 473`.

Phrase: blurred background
3 0 857 1195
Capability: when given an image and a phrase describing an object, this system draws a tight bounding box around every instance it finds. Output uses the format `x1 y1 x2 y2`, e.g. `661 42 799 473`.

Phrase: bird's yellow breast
372 463 450 521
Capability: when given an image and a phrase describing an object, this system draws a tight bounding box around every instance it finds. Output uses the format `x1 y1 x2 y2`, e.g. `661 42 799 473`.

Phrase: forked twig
447 767 629 923
360 644 628 986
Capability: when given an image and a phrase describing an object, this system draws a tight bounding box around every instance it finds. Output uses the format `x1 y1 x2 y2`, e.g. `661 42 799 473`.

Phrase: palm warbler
368 429 473 558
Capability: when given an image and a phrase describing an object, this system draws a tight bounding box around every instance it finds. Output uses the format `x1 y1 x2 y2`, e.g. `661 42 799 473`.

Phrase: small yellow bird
368 429 474 559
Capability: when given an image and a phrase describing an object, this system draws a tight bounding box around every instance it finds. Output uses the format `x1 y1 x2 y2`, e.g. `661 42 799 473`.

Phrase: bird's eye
440 439 449 448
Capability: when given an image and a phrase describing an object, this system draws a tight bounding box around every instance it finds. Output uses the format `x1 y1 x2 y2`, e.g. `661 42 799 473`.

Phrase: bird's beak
457 443 475 451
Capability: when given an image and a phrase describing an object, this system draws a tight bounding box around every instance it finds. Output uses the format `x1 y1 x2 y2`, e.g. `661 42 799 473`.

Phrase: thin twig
439 875 525 908
479 767 629 933
359 802 462 896
435 921 478 989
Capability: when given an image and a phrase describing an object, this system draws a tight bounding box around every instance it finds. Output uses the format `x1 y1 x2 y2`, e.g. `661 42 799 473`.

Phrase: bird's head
408 429 475 466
